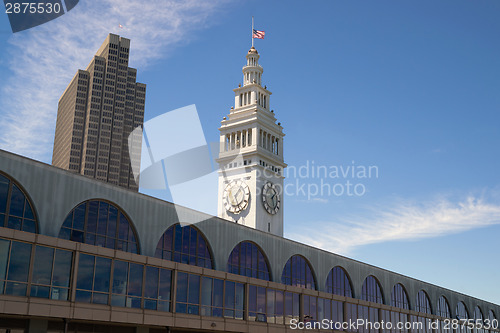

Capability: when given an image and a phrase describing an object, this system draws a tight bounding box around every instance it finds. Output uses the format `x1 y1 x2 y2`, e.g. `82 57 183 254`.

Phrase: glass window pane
8 185 25 217
31 285 50 298
176 272 188 303
87 202 98 234
7 217 22 230
5 281 27 296
0 239 10 292
7 241 32 282
73 203 86 231
94 257 111 292
97 202 108 235
108 206 118 238
128 263 143 297
235 283 244 316
155 224 212 268
188 274 200 305
76 254 95 290
225 281 235 309
32 246 54 285
201 277 212 306
159 269 171 301
24 202 34 220
22 219 36 233
213 278 223 308
112 260 128 294
59 200 138 253
0 176 9 213
227 241 270 281
145 266 159 299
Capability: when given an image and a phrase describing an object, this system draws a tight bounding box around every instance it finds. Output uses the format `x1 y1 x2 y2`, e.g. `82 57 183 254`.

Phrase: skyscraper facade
52 33 145 191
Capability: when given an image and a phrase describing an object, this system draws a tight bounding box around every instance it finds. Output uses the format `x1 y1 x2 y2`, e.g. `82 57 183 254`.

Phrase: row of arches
224 129 253 151
1 171 498 322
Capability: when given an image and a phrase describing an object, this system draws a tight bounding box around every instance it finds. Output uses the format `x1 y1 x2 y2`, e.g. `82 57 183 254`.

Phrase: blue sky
0 0 499 305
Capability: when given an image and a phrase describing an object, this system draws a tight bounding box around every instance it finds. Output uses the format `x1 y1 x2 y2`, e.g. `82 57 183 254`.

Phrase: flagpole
251 16 254 47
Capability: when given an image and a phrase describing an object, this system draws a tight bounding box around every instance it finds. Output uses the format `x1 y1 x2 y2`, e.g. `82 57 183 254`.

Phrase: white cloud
0 0 229 162
289 195 500 255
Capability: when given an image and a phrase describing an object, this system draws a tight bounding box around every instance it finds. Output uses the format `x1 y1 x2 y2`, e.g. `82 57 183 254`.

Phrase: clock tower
217 46 286 236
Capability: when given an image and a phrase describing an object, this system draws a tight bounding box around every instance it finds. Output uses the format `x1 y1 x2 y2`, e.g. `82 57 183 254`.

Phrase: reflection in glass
4 241 31 296
391 283 409 309
437 296 451 318
155 224 213 268
326 266 353 297
58 200 138 253
0 173 38 233
227 241 270 281
281 255 316 290
361 275 384 304
415 290 432 314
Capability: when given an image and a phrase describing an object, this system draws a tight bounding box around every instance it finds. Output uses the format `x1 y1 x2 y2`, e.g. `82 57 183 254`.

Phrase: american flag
253 29 265 39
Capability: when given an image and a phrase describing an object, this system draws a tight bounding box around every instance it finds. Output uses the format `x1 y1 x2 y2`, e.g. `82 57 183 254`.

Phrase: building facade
52 33 146 191
0 149 499 333
217 47 286 236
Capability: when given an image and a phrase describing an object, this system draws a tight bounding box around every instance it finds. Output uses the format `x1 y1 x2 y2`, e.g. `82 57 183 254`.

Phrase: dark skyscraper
52 33 145 191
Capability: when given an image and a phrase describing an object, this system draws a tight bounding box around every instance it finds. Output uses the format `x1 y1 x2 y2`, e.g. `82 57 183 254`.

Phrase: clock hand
228 190 237 205
234 187 243 201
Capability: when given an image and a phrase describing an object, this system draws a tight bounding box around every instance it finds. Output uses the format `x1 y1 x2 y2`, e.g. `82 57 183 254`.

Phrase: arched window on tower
227 241 270 281
0 172 38 233
437 296 451 318
248 129 252 146
58 200 139 253
325 266 353 297
391 283 410 309
361 275 384 304
415 290 432 314
154 223 213 269
281 255 316 290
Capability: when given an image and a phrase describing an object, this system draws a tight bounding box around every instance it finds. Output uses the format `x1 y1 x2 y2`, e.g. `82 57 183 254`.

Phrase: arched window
474 307 485 333
361 275 383 304
437 296 451 318
325 266 353 297
488 310 496 326
0 172 38 233
58 200 138 253
154 224 213 269
415 290 432 314
455 302 471 333
391 283 409 309
227 241 270 281
456 302 469 319
281 255 316 290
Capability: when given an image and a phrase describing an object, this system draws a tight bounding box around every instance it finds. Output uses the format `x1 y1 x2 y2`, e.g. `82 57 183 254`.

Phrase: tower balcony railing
242 64 263 70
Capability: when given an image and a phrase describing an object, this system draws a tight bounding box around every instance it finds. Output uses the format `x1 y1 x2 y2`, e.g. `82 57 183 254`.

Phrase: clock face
262 182 280 215
223 180 250 214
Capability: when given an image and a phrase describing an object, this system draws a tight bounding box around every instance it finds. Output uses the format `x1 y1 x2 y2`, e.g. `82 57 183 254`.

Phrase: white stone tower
217 46 286 236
